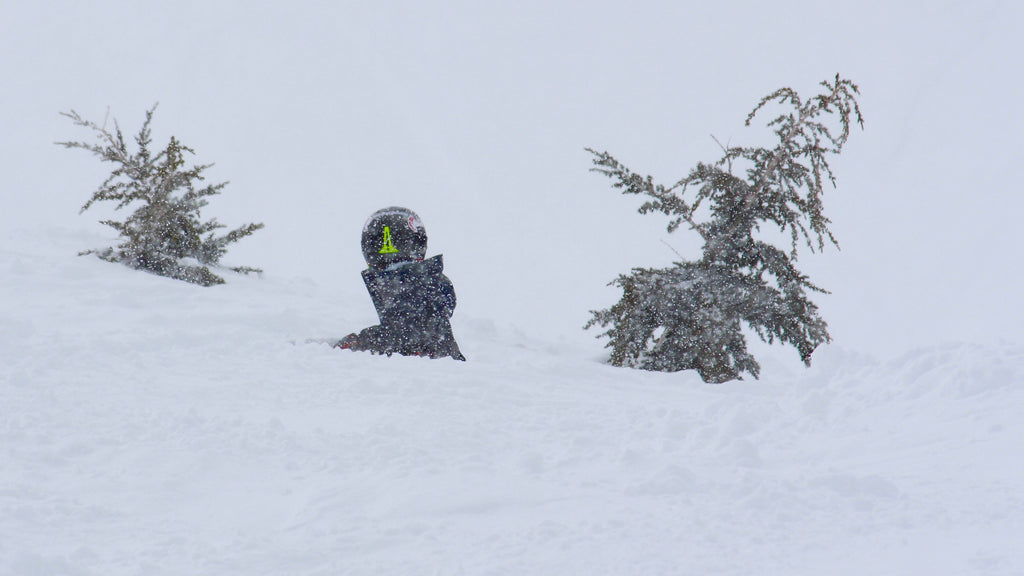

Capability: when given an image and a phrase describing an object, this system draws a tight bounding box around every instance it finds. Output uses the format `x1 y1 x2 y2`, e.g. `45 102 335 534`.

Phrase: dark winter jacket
341 255 465 360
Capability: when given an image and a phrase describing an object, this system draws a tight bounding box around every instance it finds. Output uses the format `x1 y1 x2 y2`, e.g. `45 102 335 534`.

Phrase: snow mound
2 230 1022 575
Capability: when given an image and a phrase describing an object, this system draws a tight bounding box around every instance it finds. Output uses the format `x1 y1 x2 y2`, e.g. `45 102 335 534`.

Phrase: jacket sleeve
433 274 457 317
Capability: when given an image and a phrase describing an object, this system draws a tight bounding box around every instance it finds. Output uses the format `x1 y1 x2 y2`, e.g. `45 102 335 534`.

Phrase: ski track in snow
2 230 1023 576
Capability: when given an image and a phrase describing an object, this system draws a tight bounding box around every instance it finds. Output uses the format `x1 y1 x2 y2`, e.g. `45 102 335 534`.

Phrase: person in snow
335 206 465 361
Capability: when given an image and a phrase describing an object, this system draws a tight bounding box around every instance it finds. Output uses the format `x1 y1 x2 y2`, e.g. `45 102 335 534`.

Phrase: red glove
333 333 362 350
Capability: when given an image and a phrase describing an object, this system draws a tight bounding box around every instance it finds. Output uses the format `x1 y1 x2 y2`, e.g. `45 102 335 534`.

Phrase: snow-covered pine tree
58 105 264 286
586 75 863 383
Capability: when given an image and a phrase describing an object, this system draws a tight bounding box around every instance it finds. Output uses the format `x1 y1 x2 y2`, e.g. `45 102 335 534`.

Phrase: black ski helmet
361 206 428 269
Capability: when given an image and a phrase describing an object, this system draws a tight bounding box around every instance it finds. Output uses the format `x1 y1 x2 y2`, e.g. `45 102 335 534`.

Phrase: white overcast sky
3 0 1022 360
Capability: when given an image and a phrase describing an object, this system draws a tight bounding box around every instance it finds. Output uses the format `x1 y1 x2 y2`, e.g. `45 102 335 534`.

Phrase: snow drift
2 230 1021 575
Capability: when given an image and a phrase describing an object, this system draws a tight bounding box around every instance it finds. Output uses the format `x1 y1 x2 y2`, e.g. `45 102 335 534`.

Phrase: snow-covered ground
2 228 1023 575
3 1 1024 574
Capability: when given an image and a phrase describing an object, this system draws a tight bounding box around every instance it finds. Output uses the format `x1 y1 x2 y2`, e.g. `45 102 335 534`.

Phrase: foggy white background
3 0 1022 361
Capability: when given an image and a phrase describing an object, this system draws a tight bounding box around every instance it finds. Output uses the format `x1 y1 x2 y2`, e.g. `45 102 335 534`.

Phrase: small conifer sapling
58 105 264 286
586 75 863 382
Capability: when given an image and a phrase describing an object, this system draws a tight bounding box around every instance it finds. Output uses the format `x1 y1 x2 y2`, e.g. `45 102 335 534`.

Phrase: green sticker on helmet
379 226 399 254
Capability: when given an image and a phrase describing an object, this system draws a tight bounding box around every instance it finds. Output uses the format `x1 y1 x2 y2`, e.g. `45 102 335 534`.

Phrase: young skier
335 206 465 361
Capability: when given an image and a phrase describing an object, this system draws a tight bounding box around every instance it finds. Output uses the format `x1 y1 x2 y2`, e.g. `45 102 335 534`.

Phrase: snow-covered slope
3 1 1024 573
3 230 1021 576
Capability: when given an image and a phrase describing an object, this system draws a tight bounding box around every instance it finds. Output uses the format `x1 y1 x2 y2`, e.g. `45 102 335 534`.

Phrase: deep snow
3 0 1024 574
2 228 1023 575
